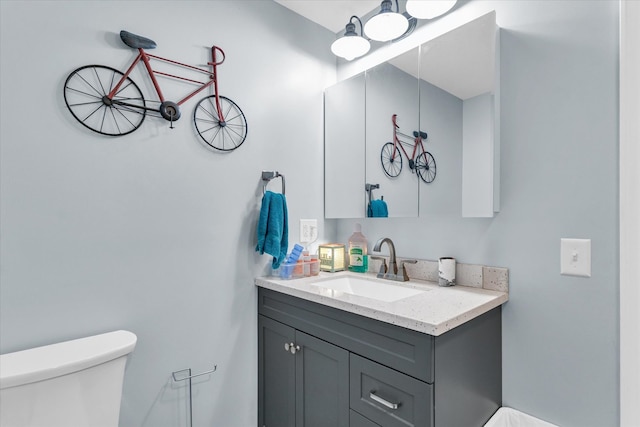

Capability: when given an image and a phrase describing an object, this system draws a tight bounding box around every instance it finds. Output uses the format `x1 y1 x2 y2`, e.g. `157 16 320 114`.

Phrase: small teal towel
368 199 388 218
256 191 288 268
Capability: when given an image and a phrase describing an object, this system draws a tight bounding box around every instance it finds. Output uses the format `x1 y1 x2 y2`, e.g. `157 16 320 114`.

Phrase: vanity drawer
350 354 433 427
258 288 434 382
351 410 381 427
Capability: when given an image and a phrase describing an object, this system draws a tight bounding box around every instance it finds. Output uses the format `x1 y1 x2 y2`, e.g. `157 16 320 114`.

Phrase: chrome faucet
372 237 417 282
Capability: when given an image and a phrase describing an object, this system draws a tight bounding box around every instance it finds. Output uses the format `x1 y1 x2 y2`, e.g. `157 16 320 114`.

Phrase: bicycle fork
207 46 225 125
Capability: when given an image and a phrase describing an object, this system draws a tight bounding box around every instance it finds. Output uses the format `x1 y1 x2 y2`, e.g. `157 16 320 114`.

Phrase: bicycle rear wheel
194 95 247 152
415 151 436 183
381 142 402 178
63 65 146 136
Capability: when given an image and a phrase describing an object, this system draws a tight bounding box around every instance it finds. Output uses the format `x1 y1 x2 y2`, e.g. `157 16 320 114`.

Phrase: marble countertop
255 271 508 336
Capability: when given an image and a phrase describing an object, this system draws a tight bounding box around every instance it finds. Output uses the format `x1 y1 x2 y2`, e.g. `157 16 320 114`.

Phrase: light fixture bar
406 0 457 19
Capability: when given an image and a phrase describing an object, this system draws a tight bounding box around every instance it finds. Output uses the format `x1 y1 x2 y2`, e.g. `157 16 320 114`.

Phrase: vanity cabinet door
259 315 296 427
258 315 349 427
295 331 349 427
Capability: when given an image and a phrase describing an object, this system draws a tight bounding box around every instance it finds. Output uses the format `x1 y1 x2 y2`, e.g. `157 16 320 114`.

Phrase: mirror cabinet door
325 73 366 219
365 47 420 218
418 12 499 218
417 45 464 216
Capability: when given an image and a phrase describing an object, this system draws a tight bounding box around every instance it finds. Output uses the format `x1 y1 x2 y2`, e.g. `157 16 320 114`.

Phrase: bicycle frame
390 114 425 164
107 45 225 120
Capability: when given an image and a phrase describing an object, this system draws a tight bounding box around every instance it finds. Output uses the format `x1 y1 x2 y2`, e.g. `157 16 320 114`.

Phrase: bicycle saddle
119 30 157 49
413 130 428 140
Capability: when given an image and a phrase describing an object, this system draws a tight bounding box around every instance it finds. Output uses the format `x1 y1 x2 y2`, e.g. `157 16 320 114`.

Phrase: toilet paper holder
172 365 217 427
172 365 217 382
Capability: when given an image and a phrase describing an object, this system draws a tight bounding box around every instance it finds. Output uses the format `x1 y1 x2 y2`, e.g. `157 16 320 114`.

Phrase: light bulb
364 11 409 42
331 35 370 61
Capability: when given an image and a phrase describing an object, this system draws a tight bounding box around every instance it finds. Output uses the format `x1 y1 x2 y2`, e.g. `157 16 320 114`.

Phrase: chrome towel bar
262 171 285 195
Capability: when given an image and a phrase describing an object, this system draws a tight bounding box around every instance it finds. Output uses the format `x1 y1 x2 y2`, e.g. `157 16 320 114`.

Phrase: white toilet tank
0 330 137 427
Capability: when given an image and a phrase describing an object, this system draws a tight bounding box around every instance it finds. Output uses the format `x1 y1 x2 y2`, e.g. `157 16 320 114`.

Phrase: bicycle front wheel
415 151 436 183
381 142 402 178
63 65 146 136
194 95 247 152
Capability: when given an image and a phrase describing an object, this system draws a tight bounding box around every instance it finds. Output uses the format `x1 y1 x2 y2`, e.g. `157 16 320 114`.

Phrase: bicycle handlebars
208 45 226 67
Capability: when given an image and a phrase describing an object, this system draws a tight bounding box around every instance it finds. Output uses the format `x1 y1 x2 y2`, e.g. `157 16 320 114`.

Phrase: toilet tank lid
0 330 137 389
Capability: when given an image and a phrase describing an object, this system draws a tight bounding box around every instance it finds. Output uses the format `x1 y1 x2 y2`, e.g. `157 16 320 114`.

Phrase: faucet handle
369 256 388 278
370 256 388 276
399 259 418 281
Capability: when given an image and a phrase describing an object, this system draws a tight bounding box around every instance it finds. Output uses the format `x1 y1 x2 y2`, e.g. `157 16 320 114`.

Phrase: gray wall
337 1 619 426
0 2 334 426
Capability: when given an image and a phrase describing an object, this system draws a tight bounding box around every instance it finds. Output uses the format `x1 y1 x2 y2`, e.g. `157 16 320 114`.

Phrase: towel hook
262 171 285 195
366 183 380 205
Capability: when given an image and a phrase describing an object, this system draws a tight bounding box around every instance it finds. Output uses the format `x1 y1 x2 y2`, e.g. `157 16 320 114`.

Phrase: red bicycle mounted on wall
63 30 247 152
380 114 436 183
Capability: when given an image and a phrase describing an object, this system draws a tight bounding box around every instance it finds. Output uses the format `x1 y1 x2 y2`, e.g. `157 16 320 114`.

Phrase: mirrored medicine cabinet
324 11 500 219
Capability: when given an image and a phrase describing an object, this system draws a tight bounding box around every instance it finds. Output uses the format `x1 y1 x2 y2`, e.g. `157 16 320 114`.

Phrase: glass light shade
318 244 346 272
364 11 409 42
331 35 370 61
406 0 457 19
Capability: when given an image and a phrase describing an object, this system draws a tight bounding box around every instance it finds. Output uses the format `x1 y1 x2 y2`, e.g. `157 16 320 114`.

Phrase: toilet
0 330 137 427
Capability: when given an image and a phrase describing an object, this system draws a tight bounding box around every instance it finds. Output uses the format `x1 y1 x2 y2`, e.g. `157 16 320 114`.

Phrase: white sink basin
309 275 426 302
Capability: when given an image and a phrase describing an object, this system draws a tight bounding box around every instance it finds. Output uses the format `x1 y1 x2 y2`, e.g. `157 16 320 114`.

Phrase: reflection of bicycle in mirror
381 114 436 183
63 30 247 152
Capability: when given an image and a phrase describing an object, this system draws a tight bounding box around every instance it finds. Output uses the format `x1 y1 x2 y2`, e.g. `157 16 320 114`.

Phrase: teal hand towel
368 199 388 218
255 191 288 268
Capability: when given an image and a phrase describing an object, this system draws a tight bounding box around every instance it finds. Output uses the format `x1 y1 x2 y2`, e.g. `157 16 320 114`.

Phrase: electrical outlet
560 238 591 277
300 219 318 243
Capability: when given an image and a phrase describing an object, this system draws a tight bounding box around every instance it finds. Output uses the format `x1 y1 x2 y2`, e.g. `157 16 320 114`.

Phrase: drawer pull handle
369 391 399 410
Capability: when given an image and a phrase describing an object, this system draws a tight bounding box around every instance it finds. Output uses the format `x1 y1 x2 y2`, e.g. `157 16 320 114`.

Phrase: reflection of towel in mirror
368 199 388 218
256 191 288 268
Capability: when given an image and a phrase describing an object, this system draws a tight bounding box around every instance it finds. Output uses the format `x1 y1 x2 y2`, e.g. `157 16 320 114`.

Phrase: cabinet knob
284 342 301 354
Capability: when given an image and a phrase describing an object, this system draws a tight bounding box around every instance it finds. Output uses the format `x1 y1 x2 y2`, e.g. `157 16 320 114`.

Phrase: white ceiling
274 0 380 33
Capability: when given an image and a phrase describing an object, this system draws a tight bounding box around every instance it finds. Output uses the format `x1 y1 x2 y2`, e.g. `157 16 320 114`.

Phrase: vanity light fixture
364 0 409 42
405 0 457 19
331 16 371 61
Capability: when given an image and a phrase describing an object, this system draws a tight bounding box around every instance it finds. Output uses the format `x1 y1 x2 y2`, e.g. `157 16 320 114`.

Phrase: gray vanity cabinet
257 288 501 427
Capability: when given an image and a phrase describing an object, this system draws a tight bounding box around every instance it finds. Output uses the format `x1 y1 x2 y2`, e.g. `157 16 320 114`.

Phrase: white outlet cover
560 238 591 277
299 219 318 243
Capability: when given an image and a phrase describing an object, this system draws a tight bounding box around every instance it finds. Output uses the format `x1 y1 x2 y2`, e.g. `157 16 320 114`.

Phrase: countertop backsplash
367 257 509 293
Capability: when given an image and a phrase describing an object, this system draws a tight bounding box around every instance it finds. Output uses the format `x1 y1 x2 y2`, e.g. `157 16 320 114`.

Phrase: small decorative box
318 244 346 272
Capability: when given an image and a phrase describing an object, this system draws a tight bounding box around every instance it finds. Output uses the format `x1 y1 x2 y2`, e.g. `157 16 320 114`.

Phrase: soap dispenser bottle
348 223 368 273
